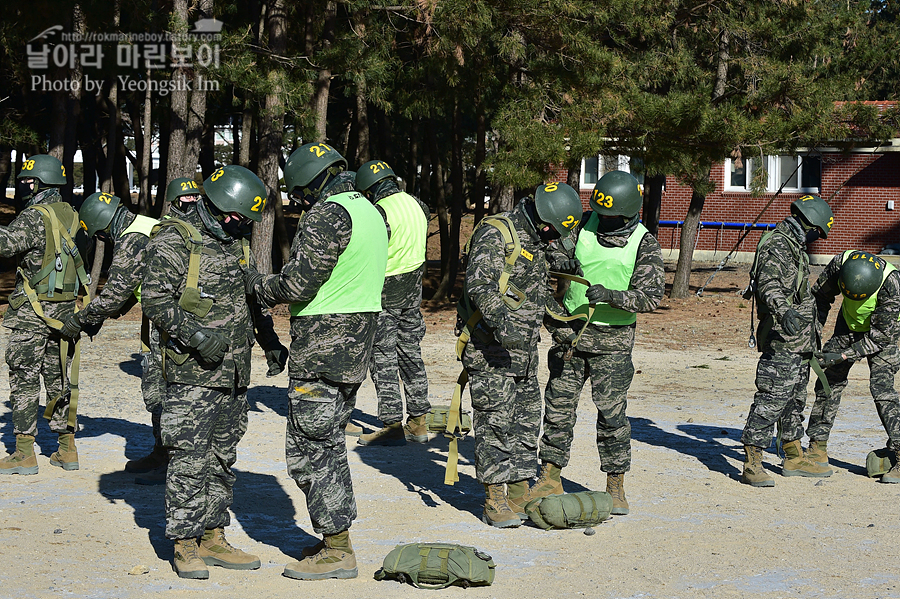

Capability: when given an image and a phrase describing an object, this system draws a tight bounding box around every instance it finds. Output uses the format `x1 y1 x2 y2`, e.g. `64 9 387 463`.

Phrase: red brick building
550 108 900 264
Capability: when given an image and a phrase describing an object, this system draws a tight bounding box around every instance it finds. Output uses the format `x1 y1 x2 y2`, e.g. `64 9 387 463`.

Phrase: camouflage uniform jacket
755 217 820 354
0 188 76 332
812 253 900 361
462 200 562 377
141 209 255 388
258 172 379 384
546 213 664 354
371 185 429 310
78 211 147 324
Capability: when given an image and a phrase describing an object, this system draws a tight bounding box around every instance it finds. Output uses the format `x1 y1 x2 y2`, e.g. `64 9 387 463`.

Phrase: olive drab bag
525 491 612 530
866 448 896 478
425 407 472 435
374 543 495 589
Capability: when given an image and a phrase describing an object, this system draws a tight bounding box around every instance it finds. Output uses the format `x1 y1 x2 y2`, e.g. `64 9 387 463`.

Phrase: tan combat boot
527 462 565 501
283 530 358 580
198 527 261 570
741 445 775 487
358 422 405 446
125 444 169 474
49 433 79 471
505 480 530 519
782 440 832 477
880 449 900 484
344 422 363 437
403 414 429 443
606 473 630 515
806 439 829 466
0 434 39 476
482 483 521 528
173 538 209 579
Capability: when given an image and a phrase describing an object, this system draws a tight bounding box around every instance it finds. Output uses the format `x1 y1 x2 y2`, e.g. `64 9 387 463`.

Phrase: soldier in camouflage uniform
740 194 835 486
460 182 582 528
804 250 900 482
354 159 431 447
142 165 280 579
166 176 201 218
0 155 83 475
250 143 388 580
531 170 664 517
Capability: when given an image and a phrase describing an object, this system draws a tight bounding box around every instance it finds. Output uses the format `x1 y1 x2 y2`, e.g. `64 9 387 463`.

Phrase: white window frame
724 155 820 193
580 154 632 189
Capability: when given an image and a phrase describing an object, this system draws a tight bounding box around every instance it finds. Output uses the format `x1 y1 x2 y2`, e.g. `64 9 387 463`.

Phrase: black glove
585 283 613 305
82 321 103 339
780 308 801 336
496 329 525 351
552 329 577 347
59 312 83 339
189 329 229 364
265 343 288 377
815 351 845 368
558 259 584 277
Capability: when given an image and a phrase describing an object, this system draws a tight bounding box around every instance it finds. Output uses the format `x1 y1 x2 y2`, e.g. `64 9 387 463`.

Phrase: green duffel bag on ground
426 407 472 434
866 448 896 478
525 490 612 530
374 542 495 589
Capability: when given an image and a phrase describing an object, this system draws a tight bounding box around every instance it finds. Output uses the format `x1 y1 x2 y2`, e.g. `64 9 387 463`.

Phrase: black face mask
596 215 628 234
16 179 36 202
805 228 821 244
221 216 253 239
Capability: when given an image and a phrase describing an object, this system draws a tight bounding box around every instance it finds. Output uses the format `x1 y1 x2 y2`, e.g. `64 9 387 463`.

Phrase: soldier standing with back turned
355 159 432 447
740 194 835 486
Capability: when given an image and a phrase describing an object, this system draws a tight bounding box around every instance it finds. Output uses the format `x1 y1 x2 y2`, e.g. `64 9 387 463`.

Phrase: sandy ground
1 263 899 599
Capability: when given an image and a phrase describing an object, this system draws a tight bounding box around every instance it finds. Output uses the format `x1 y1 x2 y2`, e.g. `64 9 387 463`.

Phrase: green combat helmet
17 154 67 187
534 182 582 237
283 142 347 199
79 192 121 238
790 194 834 238
839 251 883 300
166 177 201 204
202 165 267 222
590 170 642 217
356 160 396 193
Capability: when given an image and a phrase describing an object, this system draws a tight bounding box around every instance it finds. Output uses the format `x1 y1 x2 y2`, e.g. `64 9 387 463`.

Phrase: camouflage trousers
286 377 358 536
540 346 634 473
162 383 249 540
140 323 165 445
808 340 900 450
5 328 74 436
469 368 541 484
741 351 808 448
369 307 430 424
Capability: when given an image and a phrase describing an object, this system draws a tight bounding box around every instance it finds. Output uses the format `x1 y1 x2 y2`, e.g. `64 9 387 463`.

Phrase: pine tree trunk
428 119 452 301
0 145 11 194
166 0 191 183
474 102 486 225
670 186 706 298
240 100 253 168
253 0 288 274
355 77 370 164
643 174 665 238
311 1 336 142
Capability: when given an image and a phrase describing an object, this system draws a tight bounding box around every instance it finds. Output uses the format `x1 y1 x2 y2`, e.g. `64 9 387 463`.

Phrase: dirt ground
2 258 899 599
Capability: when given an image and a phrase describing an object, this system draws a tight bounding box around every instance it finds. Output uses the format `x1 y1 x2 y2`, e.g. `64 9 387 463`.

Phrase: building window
580 154 633 189
725 155 821 193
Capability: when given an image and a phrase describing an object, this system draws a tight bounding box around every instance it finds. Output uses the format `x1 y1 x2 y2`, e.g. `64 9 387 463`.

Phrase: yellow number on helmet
562 215 576 228
544 182 559 192
800 194 814 202
310 143 332 158
370 164 380 174
211 168 224 182
80 220 88 231
99 193 113 204
827 217 833 229
251 196 266 212
24 160 35 170
61 166 66 177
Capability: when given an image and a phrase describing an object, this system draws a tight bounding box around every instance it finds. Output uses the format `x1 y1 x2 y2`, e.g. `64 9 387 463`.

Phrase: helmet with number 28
534 182 582 238
79 192 122 238
202 165 267 222
590 170 643 218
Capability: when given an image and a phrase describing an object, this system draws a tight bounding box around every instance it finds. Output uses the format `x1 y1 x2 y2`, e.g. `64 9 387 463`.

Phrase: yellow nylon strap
151 219 203 296
140 315 151 353
444 368 469 486
546 271 596 357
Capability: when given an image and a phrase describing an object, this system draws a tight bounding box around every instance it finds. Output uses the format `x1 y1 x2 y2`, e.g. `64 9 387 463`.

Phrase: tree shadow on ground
97 466 313 562
631 417 745 480
0 413 154 461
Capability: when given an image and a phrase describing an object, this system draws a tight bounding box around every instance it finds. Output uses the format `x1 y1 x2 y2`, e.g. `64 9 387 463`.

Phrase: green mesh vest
376 191 428 276
290 192 388 316
564 214 647 326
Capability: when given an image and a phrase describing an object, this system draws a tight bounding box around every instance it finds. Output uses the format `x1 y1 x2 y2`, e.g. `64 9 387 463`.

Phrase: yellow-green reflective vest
564 214 647 326
290 192 388 317
840 250 898 333
376 192 428 276
122 214 160 303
